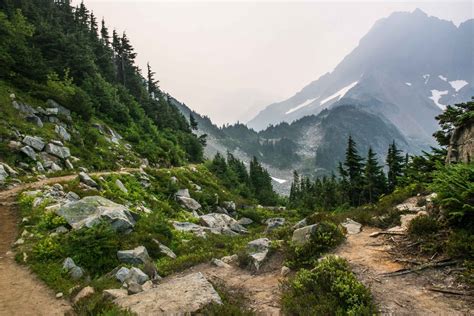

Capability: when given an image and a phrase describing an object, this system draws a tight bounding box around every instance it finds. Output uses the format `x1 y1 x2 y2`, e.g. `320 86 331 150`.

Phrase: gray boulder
62 257 84 280
26 114 43 127
115 267 131 283
47 99 71 119
246 238 271 271
115 272 221 315
176 188 190 198
153 239 176 259
115 179 128 194
341 218 362 235
172 221 217 238
265 217 286 232
79 172 99 188
237 217 253 225
22 136 45 151
55 125 71 141
21 146 36 160
127 282 143 295
56 196 135 232
117 246 150 265
45 143 70 159
223 201 236 211
126 267 149 285
293 218 308 230
292 224 318 246
199 213 247 235
65 159 74 170
0 165 8 182
176 196 202 212
36 161 45 173
48 162 62 173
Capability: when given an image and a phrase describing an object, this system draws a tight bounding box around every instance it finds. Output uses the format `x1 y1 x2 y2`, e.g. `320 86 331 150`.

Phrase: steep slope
248 9 474 147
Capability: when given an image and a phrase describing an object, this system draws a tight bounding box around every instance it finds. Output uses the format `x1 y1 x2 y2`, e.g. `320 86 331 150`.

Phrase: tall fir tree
363 147 387 203
342 136 364 206
386 141 405 192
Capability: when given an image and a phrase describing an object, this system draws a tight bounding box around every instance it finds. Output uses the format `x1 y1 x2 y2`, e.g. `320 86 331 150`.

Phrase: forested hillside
0 0 203 168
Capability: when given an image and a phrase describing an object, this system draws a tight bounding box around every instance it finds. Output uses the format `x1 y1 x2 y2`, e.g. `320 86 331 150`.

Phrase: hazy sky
80 1 472 125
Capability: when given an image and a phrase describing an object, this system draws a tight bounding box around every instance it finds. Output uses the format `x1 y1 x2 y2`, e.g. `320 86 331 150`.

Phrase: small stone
20 146 36 161
73 286 95 304
211 258 231 268
56 293 63 299
281 266 290 277
127 282 143 295
221 254 238 264
115 179 128 194
116 267 131 283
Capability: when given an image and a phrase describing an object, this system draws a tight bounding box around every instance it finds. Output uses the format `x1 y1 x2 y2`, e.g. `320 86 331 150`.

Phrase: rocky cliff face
446 122 474 163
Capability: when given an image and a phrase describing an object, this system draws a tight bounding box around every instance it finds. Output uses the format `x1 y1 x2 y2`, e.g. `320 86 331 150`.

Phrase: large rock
114 272 221 315
292 224 318 246
115 179 128 194
126 267 149 285
55 125 71 141
176 188 190 198
115 267 131 283
22 136 45 151
62 257 84 280
446 121 474 164
21 146 36 160
45 143 70 159
0 165 8 182
153 239 176 259
172 221 217 238
341 218 362 235
176 196 202 212
56 196 135 232
265 217 286 232
47 99 71 119
199 213 248 235
117 246 150 265
79 172 99 188
246 238 271 270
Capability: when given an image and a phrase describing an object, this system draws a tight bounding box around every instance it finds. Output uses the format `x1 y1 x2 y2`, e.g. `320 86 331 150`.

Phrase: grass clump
281 256 376 315
286 221 345 269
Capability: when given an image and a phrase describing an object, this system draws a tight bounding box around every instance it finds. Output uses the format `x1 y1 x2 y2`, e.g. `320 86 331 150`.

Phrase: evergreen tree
363 147 386 203
386 141 405 192
342 136 364 205
100 18 109 46
146 62 159 98
89 11 98 38
249 156 277 205
189 113 198 131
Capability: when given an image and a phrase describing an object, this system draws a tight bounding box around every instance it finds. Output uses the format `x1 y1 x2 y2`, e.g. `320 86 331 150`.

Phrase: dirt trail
334 227 473 315
178 256 284 315
0 169 138 316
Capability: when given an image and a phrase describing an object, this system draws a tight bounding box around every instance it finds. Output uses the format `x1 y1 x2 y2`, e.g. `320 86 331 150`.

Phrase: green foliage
64 223 121 277
386 141 405 192
33 236 64 261
286 221 345 269
73 293 135 316
37 211 68 231
430 163 474 226
281 256 375 315
408 215 440 236
445 229 474 259
434 98 474 146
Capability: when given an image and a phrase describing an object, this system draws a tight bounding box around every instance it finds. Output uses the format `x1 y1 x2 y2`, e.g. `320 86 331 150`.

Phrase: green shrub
73 293 135 316
33 236 64 260
430 163 474 226
286 221 345 269
445 229 474 259
281 256 375 315
408 215 440 236
64 222 121 277
37 211 68 231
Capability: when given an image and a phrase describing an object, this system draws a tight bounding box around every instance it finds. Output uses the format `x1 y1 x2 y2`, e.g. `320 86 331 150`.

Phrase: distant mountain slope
248 9 474 148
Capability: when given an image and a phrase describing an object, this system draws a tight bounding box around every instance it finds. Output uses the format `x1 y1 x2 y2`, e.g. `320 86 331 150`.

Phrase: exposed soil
334 227 474 315
177 254 285 315
0 170 137 316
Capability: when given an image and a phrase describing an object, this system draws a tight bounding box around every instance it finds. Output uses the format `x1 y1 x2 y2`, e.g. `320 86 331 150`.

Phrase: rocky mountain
248 9 474 148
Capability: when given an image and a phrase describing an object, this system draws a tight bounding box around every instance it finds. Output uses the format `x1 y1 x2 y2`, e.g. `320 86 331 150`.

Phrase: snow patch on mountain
405 82 412 86
438 75 447 81
429 90 448 110
286 97 319 115
271 177 287 184
423 74 430 84
449 80 468 92
320 81 358 106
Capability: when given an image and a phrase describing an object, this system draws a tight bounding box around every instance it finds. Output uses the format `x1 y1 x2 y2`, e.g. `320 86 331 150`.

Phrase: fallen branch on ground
381 260 460 277
426 287 473 296
370 231 406 238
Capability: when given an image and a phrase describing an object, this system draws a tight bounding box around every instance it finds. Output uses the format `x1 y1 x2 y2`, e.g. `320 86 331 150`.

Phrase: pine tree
342 136 364 205
146 62 159 98
363 147 387 203
89 11 98 38
100 18 109 46
386 141 405 192
189 113 198 131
